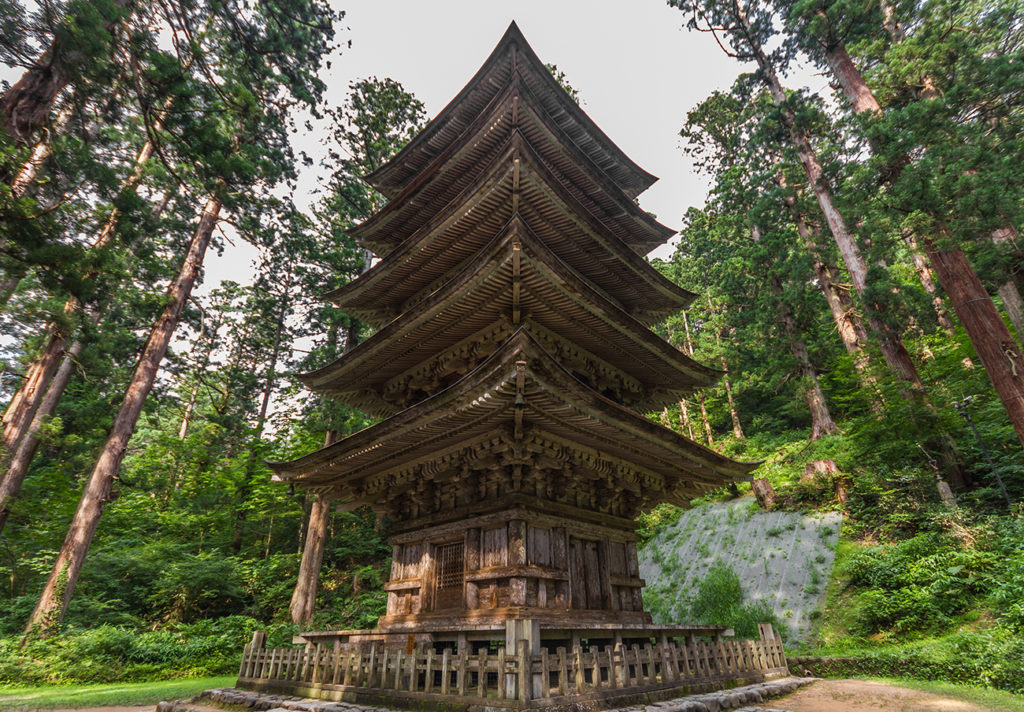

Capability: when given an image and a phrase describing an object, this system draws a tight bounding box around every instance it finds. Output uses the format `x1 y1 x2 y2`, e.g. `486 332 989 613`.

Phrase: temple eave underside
272 331 755 522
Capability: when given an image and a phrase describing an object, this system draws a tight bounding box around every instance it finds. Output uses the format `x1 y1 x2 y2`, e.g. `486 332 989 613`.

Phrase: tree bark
990 227 1024 343
998 281 1024 343
289 494 331 625
678 399 695 439
231 290 289 553
780 300 838 440
923 233 1024 448
823 40 880 114
9 101 72 197
0 45 69 145
23 196 220 635
900 231 956 334
0 0 128 145
0 339 83 536
778 176 875 375
679 309 714 445
752 222 839 439
719 356 745 439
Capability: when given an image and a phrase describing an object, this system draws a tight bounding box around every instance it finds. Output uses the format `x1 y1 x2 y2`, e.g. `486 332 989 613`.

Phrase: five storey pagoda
271 22 757 643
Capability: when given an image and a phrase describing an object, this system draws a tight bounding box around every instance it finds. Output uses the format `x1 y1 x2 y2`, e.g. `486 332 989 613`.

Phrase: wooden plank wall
387 517 642 615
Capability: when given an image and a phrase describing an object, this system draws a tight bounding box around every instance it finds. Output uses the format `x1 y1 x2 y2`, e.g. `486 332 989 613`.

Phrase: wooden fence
236 625 788 707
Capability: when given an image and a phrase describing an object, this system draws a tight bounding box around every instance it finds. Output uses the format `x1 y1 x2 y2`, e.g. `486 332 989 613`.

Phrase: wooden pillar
551 526 568 608
598 538 615 610
421 543 436 611
625 542 642 612
289 494 331 625
506 619 539 700
465 528 480 609
387 544 402 615
508 519 526 606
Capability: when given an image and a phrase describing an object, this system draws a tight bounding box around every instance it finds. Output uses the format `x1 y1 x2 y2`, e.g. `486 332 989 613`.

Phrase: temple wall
382 504 647 628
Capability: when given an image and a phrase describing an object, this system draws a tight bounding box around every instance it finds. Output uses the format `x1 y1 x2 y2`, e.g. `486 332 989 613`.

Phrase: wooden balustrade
236 625 788 706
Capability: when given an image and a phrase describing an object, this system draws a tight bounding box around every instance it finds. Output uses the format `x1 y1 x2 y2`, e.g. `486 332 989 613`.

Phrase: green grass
864 677 1024 712
0 676 235 709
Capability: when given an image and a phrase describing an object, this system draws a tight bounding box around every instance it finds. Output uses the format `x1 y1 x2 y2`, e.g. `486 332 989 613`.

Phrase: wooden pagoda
269 22 757 643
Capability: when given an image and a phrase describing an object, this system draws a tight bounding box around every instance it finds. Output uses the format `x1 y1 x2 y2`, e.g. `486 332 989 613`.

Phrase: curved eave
367 21 656 201
302 219 718 416
269 329 757 492
329 134 692 327
351 117 672 259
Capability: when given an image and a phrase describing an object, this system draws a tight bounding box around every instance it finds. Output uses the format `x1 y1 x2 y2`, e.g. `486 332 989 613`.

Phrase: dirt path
16 680 1001 712
774 679 990 711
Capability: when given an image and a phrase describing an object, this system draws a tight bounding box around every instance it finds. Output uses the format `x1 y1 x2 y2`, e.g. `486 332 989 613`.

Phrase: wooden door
434 541 465 610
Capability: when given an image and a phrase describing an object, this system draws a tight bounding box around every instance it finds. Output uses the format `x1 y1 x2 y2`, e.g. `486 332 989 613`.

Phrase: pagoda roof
328 135 694 328
302 218 718 416
349 82 674 258
366 22 656 202
270 329 756 511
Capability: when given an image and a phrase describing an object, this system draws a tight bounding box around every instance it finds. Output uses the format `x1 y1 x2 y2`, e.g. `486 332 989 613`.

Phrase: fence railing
236 624 787 705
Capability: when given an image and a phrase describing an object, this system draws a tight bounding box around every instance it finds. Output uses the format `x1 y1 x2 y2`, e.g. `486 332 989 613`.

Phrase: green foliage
0 617 268 684
645 560 784 640
687 561 782 639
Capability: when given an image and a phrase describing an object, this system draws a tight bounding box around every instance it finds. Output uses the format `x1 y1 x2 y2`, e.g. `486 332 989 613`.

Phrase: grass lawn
865 677 1024 712
0 676 236 709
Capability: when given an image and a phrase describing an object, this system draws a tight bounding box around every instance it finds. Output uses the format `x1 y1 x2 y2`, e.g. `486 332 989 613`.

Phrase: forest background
0 0 1023 700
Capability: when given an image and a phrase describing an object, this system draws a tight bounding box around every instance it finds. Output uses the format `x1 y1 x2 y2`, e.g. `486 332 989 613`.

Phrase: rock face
638 498 842 641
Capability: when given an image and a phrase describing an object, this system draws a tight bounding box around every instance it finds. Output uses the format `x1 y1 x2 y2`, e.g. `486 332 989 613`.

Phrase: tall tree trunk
923 232 1024 448
990 227 1024 343
231 291 289 554
23 196 220 635
705 295 745 439
679 310 713 444
0 45 70 145
752 222 839 439
740 19 924 388
782 305 839 440
777 175 875 376
1 137 159 460
720 357 744 438
998 281 1024 344
9 102 72 198
0 339 83 535
818 31 1024 448
900 231 956 334
289 494 331 625
678 399 695 439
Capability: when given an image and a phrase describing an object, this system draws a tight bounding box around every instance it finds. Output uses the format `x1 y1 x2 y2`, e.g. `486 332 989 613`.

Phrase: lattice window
436 542 464 590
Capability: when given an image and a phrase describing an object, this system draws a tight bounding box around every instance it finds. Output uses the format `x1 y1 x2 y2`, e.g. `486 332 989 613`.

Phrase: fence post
425 648 435 693
604 645 617 690
458 645 469 696
497 646 506 700
518 639 531 701
441 648 452 695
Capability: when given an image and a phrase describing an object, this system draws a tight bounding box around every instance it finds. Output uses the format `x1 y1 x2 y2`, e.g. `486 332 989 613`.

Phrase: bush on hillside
0 616 300 684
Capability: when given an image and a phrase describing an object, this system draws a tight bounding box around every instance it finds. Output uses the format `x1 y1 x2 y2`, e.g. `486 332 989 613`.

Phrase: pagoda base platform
235 620 789 710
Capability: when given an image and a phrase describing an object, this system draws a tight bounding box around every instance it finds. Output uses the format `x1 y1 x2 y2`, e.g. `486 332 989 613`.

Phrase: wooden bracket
512 241 522 324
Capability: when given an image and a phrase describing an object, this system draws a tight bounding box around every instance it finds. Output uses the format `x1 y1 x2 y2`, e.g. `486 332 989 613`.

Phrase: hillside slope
638 497 842 640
